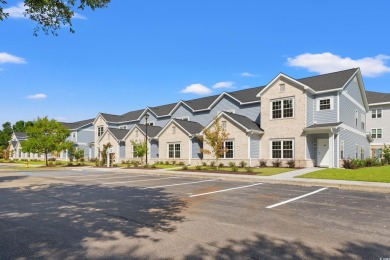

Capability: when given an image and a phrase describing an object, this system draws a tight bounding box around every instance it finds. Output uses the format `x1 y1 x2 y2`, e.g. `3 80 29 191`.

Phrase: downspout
188 136 192 165
247 131 251 167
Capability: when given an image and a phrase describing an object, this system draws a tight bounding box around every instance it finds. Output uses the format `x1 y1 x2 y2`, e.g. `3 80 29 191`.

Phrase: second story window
221 120 227 129
372 108 382 118
98 126 104 137
172 126 176 134
271 98 294 119
355 110 358 127
372 128 382 139
119 126 127 129
361 114 365 130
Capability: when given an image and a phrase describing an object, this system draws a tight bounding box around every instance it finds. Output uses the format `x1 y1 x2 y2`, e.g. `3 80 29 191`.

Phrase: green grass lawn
182 166 294 176
297 166 390 183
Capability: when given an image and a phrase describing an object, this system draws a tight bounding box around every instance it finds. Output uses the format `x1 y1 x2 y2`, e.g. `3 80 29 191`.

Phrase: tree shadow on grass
184 233 390 260
0 183 188 259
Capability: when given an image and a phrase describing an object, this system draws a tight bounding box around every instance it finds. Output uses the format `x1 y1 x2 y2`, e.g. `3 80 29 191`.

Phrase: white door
317 139 329 167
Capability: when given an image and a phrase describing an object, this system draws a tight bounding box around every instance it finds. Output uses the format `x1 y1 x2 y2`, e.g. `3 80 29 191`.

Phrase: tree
130 140 147 165
22 117 70 166
0 122 13 150
383 144 390 165
198 117 229 169
100 142 112 166
12 120 33 132
0 0 111 35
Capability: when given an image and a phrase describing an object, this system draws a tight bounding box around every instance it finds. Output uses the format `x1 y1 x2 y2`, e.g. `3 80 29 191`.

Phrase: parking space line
189 183 263 197
104 176 182 185
76 175 149 181
144 179 218 189
266 187 328 209
52 173 136 179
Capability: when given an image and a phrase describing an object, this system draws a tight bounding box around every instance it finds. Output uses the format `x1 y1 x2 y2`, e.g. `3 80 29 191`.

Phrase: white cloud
4 2 86 20
180 84 212 95
26 93 47 100
212 81 235 89
4 2 26 18
240 72 256 77
287 52 390 77
0 52 26 64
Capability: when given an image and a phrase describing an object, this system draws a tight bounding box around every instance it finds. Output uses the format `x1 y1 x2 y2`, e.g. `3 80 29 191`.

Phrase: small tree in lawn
198 117 229 170
383 144 390 165
131 140 147 165
22 117 70 166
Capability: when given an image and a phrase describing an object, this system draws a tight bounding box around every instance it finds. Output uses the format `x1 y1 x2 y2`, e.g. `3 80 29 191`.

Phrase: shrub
172 160 176 165
195 165 202 170
55 161 62 165
202 162 207 167
383 145 390 165
67 162 73 166
343 159 356 169
231 165 238 172
133 161 140 167
209 161 216 167
239 160 247 168
245 167 253 173
151 164 157 168
95 160 99 166
165 161 170 165
178 162 185 166
272 159 282 168
113 164 118 167
286 159 295 168
259 160 267 167
228 161 236 168
89 157 98 162
218 163 224 168
182 165 188 170
143 163 149 168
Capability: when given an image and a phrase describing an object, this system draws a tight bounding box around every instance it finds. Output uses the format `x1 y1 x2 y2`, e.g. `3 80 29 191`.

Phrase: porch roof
304 122 342 133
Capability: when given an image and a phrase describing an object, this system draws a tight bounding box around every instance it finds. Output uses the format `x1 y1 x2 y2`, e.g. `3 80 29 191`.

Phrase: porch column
247 134 251 167
188 139 192 165
328 133 334 168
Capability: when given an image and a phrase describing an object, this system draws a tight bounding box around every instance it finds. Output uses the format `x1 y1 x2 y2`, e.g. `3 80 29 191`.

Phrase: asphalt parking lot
1 169 389 259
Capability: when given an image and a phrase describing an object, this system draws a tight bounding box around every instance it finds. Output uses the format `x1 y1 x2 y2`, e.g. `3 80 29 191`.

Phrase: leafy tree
130 140 147 165
12 120 33 132
22 117 70 166
100 142 112 166
383 144 390 165
0 122 13 150
198 117 229 170
0 0 111 35
74 148 84 162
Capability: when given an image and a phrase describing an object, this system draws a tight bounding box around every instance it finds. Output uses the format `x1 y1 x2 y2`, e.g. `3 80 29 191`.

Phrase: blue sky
1 0 390 124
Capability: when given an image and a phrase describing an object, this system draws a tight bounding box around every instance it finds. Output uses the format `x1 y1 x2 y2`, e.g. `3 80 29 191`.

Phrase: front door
317 139 329 167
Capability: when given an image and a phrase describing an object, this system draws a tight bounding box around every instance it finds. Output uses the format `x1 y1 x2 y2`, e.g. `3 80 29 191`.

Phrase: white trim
337 91 340 122
167 142 181 159
371 128 383 139
155 119 192 138
343 92 366 111
188 139 192 165
269 139 295 159
257 73 315 97
316 96 334 111
371 108 383 119
247 135 251 166
369 102 390 106
270 97 295 120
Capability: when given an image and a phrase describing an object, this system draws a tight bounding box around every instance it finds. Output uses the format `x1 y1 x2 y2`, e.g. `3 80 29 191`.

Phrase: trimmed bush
209 161 216 167
218 162 224 168
231 165 239 172
239 160 247 168
182 165 188 170
272 159 282 168
259 160 267 167
202 162 207 167
195 165 202 170
245 167 253 173
286 159 295 168
228 161 236 168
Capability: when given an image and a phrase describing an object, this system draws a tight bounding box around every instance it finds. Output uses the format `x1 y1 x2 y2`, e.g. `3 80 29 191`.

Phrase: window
271 98 294 119
355 110 358 127
355 145 359 159
372 128 382 139
119 126 127 129
340 141 344 159
172 126 176 134
176 116 189 121
318 99 331 110
147 122 154 126
279 83 285 92
221 141 234 159
372 108 382 118
360 146 365 159
98 126 104 137
168 143 180 158
361 114 365 130
271 140 293 159
135 130 138 138
72 132 76 138
222 121 227 129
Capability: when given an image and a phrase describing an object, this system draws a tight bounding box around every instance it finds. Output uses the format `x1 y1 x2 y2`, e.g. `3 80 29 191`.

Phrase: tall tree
198 117 229 169
130 140 148 165
12 120 34 132
0 122 13 149
0 0 111 35
22 117 71 166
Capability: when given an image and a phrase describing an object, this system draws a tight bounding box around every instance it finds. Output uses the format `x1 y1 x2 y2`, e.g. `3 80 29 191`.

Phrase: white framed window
271 98 294 119
119 126 127 129
372 108 382 119
221 140 234 159
168 143 181 158
372 128 382 139
176 116 189 121
360 146 365 159
279 83 285 92
172 126 176 134
355 110 358 127
340 140 344 159
271 140 294 159
355 144 359 159
361 114 365 130
317 97 333 111
97 126 104 137
221 120 227 129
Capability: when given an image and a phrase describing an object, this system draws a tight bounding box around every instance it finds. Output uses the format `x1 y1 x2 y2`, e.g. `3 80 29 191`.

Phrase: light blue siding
344 76 364 105
139 112 157 125
171 104 193 120
192 138 203 159
339 130 370 160
313 92 338 124
150 140 159 158
307 93 314 126
250 135 260 158
340 93 366 131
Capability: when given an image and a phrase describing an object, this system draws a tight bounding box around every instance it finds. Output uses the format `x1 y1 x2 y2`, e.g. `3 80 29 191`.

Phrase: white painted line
53 173 135 179
104 176 182 185
145 179 218 189
77 175 148 181
189 183 263 198
266 187 328 209
72 169 84 171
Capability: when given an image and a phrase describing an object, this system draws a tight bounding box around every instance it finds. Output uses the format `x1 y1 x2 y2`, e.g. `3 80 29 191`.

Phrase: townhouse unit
10 68 389 168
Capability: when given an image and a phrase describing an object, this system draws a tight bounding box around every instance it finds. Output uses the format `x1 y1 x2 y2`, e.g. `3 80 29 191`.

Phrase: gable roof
133 124 163 138
223 112 263 132
366 91 390 105
173 119 204 135
61 118 94 130
14 132 27 140
107 128 129 141
149 103 178 116
10 140 17 148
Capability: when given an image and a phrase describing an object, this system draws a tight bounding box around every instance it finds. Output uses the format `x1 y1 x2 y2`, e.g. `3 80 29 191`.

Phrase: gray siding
367 104 390 145
340 93 366 131
250 135 260 158
313 93 338 124
192 138 203 159
307 93 314 126
339 130 370 159
171 105 193 120
150 140 159 158
139 112 157 125
344 76 364 105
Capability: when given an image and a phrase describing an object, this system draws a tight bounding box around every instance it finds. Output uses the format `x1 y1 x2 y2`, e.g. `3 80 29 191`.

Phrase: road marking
71 169 84 171
266 187 328 209
53 173 136 179
76 175 148 181
189 183 263 197
104 176 182 185
144 179 218 189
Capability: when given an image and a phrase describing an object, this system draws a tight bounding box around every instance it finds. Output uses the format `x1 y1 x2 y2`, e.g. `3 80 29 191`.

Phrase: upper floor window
372 108 382 119
361 114 365 130
176 116 189 121
221 120 227 129
372 128 382 139
72 132 76 138
147 122 154 126
98 126 104 137
271 98 294 119
355 110 358 127
317 97 333 111
119 126 127 129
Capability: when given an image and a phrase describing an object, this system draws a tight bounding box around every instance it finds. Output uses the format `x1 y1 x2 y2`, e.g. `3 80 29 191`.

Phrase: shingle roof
227 86 264 103
297 68 358 92
149 103 177 116
61 119 94 130
305 122 342 129
224 112 262 131
10 140 17 147
173 119 204 135
183 94 220 111
366 91 390 104
14 132 27 139
108 128 129 141
135 124 163 138
120 109 145 121
100 113 123 122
